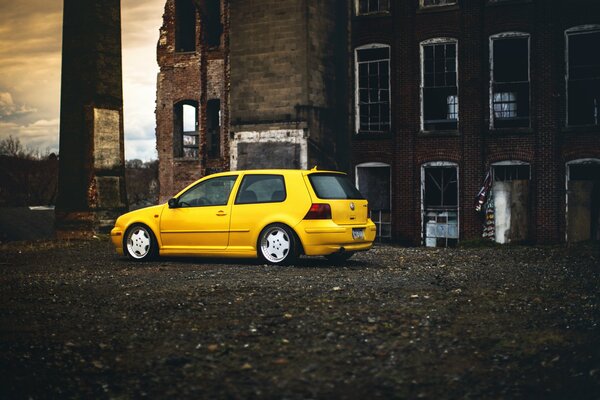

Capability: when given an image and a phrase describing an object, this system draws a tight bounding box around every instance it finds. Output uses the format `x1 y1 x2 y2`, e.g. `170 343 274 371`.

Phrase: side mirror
168 198 179 209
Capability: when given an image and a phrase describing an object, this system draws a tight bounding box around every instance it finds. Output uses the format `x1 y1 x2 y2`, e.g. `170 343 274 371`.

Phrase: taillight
304 203 332 220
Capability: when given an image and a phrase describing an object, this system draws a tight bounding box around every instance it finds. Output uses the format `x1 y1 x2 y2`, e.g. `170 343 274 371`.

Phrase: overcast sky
0 0 165 161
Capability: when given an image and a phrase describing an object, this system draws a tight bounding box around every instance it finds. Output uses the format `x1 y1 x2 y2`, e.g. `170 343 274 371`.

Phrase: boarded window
356 45 391 133
567 28 600 126
203 0 223 48
491 35 530 128
358 0 389 14
422 41 458 131
175 0 196 52
567 162 600 242
173 101 199 159
207 99 221 158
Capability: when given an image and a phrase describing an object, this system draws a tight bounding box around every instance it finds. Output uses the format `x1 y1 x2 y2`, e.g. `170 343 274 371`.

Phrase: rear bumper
296 219 377 256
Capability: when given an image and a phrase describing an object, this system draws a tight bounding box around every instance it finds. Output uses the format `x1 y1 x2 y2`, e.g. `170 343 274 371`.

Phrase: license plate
352 228 364 240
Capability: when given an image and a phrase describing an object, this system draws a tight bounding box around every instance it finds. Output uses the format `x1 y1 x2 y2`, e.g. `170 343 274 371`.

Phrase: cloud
0 0 165 162
0 92 37 119
0 119 59 154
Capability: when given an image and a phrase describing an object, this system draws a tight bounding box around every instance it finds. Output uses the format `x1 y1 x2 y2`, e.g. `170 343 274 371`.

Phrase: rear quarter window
308 173 364 200
235 174 286 204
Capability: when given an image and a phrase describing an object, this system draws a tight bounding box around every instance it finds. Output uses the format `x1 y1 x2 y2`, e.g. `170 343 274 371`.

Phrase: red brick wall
351 0 600 245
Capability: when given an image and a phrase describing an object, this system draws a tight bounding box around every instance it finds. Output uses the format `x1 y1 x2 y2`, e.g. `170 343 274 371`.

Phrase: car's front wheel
124 224 158 261
258 223 298 265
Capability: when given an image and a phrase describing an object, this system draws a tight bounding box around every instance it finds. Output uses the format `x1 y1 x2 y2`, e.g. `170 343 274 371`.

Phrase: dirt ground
0 238 598 399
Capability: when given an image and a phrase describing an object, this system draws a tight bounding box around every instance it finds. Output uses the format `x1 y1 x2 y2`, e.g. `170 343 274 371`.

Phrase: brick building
351 0 600 245
156 0 600 245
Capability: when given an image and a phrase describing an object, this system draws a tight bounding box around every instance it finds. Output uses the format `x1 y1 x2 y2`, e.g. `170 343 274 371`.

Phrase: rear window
308 173 364 200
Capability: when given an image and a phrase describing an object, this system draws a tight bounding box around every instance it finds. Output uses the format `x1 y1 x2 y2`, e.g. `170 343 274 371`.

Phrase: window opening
207 99 221 158
489 163 531 244
174 101 199 159
357 0 389 15
567 27 600 126
422 40 458 131
423 165 458 247
566 160 600 242
235 175 286 204
421 0 456 8
175 0 196 52
356 164 391 240
356 45 391 133
203 0 223 48
492 164 530 181
178 175 237 207
491 35 530 128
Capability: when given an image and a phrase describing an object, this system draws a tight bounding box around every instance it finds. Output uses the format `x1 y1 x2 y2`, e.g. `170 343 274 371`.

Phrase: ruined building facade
156 0 600 245
156 0 348 202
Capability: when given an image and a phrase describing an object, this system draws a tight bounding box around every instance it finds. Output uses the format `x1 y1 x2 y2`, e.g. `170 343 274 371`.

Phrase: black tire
124 224 158 261
325 252 355 264
258 223 298 265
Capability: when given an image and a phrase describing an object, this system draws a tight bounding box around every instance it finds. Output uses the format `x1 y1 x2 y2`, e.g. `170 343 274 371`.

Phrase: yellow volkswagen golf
111 169 376 264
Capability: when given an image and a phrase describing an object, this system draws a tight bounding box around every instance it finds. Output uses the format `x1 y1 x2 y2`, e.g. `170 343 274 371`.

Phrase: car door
160 175 238 251
228 174 288 251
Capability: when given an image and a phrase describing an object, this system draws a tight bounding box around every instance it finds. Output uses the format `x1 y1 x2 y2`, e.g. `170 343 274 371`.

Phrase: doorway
422 163 459 247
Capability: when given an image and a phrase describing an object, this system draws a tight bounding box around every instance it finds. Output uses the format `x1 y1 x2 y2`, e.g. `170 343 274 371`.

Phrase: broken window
203 0 223 48
356 163 391 240
175 0 197 52
490 34 530 128
420 0 456 8
566 27 600 126
423 164 459 247
421 40 458 131
207 99 221 158
173 101 199 159
357 0 389 15
493 164 530 181
356 44 391 133
567 160 600 242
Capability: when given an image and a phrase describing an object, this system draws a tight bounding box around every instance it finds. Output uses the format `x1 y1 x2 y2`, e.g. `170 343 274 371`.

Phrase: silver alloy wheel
127 226 151 259
260 225 291 263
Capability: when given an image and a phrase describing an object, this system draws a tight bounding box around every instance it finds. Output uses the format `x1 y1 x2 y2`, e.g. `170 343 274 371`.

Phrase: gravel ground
0 238 598 399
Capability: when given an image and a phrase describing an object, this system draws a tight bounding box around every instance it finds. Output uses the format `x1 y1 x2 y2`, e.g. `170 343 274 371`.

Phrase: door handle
216 211 227 217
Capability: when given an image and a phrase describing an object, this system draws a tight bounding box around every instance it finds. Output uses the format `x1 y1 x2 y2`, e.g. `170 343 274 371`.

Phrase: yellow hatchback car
111 169 376 264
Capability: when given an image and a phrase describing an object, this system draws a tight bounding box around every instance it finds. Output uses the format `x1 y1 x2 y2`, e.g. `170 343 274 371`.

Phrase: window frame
355 43 392 134
355 0 390 16
234 174 287 205
174 100 200 159
420 38 459 132
565 25 600 127
419 0 457 9
177 175 238 208
489 32 531 130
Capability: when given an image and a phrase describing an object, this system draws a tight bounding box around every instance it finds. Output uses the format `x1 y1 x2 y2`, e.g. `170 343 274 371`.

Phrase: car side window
235 175 286 204
178 175 238 207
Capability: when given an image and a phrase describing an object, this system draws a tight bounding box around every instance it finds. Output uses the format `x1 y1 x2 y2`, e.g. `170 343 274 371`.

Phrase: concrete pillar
56 0 127 237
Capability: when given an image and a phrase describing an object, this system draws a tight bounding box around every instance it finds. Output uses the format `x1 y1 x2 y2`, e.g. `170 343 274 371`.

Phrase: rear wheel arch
257 222 303 265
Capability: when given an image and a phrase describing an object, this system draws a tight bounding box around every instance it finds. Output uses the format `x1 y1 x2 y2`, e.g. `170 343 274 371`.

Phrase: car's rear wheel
258 223 298 265
124 224 158 261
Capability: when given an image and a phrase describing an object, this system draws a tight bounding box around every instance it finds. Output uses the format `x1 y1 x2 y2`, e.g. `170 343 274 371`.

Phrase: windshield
308 173 364 200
